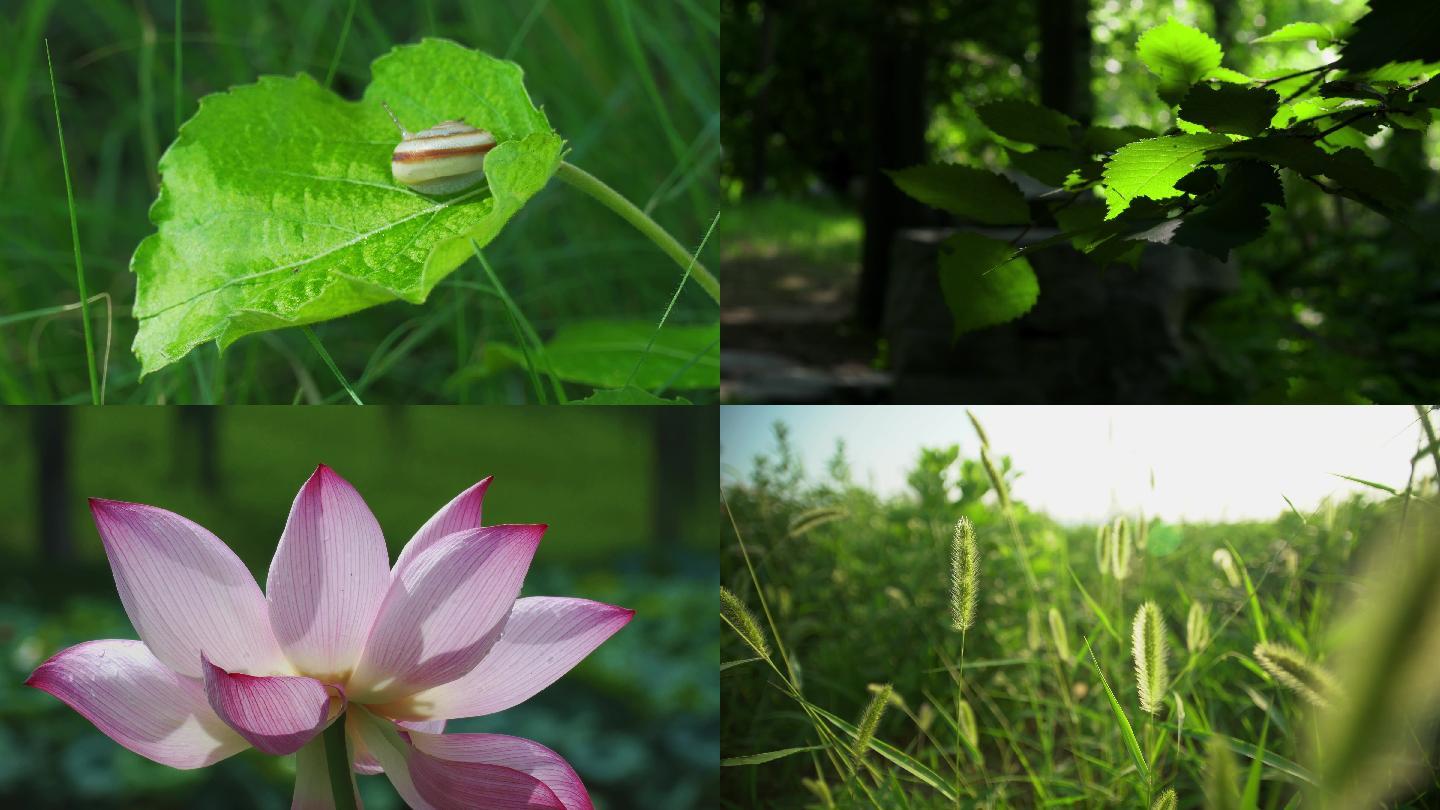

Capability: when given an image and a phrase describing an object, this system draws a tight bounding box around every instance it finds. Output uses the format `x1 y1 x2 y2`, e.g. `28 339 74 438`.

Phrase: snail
382 102 496 195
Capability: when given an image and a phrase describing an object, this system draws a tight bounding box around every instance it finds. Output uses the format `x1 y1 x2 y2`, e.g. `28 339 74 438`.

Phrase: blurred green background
0 406 719 808
1 0 718 404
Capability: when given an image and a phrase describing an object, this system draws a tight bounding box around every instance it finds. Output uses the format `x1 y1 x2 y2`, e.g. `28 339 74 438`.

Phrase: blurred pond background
1 0 718 403
0 406 719 808
721 0 1440 404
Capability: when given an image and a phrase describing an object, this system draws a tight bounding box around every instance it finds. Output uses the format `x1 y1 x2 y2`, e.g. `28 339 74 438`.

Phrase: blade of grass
1328 472 1399 496
173 0 183 133
301 325 363 404
1224 541 1268 645
324 0 357 88
1242 716 1269 809
799 697 959 802
1082 636 1148 781
504 0 550 59
625 209 718 389
44 40 100 405
1067 566 1122 644
722 745 828 767
470 241 566 404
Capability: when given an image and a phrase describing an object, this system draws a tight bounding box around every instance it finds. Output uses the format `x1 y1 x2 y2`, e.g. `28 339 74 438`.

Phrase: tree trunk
33 408 72 561
1038 0 1095 123
856 20 931 330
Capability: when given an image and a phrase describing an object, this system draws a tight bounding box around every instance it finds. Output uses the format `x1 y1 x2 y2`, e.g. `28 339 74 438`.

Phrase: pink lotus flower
25 465 633 809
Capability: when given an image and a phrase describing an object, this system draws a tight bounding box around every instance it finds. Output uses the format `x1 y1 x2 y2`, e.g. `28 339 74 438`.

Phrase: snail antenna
381 101 411 138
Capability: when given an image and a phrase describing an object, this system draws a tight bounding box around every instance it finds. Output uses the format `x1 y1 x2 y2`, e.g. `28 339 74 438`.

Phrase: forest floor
720 197 891 402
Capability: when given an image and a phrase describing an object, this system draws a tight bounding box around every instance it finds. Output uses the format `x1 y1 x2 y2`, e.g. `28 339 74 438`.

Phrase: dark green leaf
888 164 1031 225
570 386 691 405
1007 147 1080 186
1179 83 1280 136
1174 162 1283 260
1137 19 1224 105
1211 137 1416 213
1414 75 1440 104
1175 166 1219 194
1319 80 1387 101
1340 0 1440 71
937 232 1039 337
1081 125 1159 154
977 99 1078 147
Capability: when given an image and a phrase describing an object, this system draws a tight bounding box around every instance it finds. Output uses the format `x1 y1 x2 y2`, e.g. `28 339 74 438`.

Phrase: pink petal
347 525 545 703
408 749 565 810
348 712 444 775
391 477 492 580
202 655 340 756
266 465 391 681
351 711 561 810
409 731 593 810
25 639 247 768
386 597 632 721
89 499 288 678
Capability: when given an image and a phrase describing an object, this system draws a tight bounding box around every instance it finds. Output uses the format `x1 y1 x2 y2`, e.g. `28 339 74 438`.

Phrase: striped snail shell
383 101 496 195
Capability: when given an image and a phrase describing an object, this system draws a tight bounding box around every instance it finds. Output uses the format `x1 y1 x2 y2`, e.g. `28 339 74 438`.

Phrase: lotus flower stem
555 161 720 304
323 711 359 810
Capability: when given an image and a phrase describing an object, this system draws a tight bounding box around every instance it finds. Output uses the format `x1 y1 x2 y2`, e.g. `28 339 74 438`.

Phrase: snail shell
383 102 496 195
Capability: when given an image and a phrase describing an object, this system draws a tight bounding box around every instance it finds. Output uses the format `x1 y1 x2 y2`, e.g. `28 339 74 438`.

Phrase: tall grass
721 416 1440 808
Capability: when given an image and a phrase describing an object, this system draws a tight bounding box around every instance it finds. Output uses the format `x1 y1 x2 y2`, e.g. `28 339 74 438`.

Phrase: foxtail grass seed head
980 446 1010 511
720 586 770 660
1096 523 1113 577
1253 642 1340 708
1213 548 1242 588
1187 601 1211 656
1151 788 1177 810
957 699 978 749
1111 517 1132 581
950 518 979 632
1204 736 1241 810
1136 511 1148 550
1133 601 1170 715
1048 607 1071 663
851 683 892 775
966 409 992 449
1027 607 1043 651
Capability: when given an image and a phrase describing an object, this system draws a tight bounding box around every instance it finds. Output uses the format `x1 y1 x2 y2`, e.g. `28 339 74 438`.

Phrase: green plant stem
554 161 719 304
301 325 363 405
322 714 359 810
45 40 100 405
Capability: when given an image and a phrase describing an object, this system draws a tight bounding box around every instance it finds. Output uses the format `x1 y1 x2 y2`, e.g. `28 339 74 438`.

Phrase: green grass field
721 416 1440 808
1 0 718 404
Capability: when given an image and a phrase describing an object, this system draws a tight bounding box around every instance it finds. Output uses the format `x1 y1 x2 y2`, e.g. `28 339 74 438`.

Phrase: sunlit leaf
1254 22 1334 45
1102 134 1229 219
1138 18 1224 104
936 232 1039 337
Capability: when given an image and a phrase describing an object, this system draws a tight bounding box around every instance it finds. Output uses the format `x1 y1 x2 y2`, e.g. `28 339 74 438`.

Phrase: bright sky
720 406 1429 524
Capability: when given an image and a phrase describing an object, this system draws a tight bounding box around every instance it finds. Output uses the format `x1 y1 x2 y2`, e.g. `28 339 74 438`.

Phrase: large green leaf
500 320 719 390
1137 19 1224 104
1212 137 1417 213
976 99 1077 147
130 38 564 375
937 232 1039 337
888 164 1031 225
1179 84 1279 136
1102 134 1230 219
